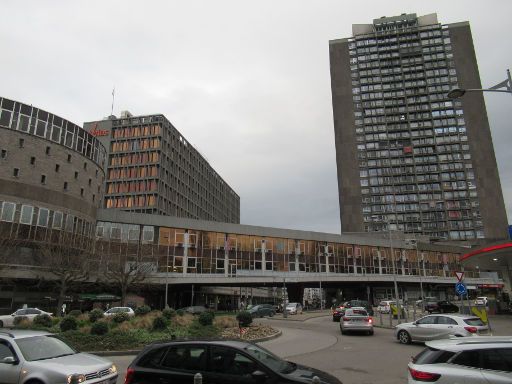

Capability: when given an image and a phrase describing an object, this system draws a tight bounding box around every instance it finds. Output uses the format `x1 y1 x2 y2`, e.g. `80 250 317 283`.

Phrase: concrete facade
329 13 509 243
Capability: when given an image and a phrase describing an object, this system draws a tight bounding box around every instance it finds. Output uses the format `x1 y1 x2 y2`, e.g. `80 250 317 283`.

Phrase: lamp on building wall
447 69 511 99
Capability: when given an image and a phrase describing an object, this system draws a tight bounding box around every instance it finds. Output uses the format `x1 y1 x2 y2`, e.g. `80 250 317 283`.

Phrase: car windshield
346 309 368 316
244 344 293 373
15 335 76 361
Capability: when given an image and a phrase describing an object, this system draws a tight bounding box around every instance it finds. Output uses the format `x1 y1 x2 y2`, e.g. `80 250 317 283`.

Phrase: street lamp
406 237 424 305
372 216 401 320
447 69 512 99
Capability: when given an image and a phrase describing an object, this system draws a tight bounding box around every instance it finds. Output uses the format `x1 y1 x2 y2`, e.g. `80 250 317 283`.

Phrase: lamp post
164 251 169 309
447 69 512 99
406 237 424 306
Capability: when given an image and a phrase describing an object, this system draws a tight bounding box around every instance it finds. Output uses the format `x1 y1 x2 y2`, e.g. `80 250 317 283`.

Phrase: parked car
125 339 342 384
425 300 459 314
345 299 374 316
408 336 512 383
474 296 488 306
331 303 348 322
377 300 396 314
0 329 118 384
179 306 209 315
415 296 437 309
340 308 374 336
104 306 135 317
0 308 53 328
285 302 303 315
395 314 489 344
248 304 275 318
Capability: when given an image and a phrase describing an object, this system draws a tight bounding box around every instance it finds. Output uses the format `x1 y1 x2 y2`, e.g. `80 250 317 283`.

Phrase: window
63 182 68 191
52 211 63 229
37 208 49 227
54 164 60 172
451 350 480 368
45 146 50 155
481 349 512 372
1 150 6 159
1 202 15 222
30 156 35 165
80 188 84 197
160 346 206 372
41 175 46 184
210 346 256 375
417 316 436 325
436 316 457 325
67 154 71 162
65 214 74 232
0 341 15 361
13 168 19 177
88 178 92 186
20 205 33 225
83 162 87 170
74 171 78 179
19 138 24 148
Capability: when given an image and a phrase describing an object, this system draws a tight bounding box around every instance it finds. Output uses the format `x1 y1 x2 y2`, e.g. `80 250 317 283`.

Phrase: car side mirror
251 370 268 382
2 356 18 365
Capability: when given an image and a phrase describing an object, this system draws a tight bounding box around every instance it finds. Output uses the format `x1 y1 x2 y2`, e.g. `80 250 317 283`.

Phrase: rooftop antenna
111 87 115 117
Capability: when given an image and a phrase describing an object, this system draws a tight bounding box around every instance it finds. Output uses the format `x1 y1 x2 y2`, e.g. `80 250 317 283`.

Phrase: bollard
379 310 383 326
312 376 321 384
194 373 202 384
413 303 416 321
389 308 393 328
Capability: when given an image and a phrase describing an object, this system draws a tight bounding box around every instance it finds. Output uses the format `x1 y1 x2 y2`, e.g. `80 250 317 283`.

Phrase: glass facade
348 15 481 241
94 221 478 279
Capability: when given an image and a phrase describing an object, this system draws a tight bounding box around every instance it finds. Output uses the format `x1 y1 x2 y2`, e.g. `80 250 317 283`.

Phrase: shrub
68 310 82 317
88 308 104 323
198 311 214 326
33 314 53 328
13 316 29 328
176 309 185 316
162 308 176 320
214 316 237 329
188 321 219 338
152 316 169 331
236 311 252 327
135 305 151 316
90 321 109 335
60 316 78 332
112 312 130 324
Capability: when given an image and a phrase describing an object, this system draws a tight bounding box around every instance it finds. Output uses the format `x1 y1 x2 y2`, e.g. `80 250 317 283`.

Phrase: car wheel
398 330 411 344
269 311 274 317
369 330 374 336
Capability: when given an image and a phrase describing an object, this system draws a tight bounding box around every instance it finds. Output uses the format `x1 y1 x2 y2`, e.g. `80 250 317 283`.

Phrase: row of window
106 180 158 194
112 124 162 139
111 138 161 152
105 195 157 208
110 151 160 166
0 98 106 166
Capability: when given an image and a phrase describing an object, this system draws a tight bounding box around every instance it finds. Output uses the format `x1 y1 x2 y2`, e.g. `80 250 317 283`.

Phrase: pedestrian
61 303 66 317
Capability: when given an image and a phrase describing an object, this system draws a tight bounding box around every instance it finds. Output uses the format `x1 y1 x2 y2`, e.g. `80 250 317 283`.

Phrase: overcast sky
1 0 511 234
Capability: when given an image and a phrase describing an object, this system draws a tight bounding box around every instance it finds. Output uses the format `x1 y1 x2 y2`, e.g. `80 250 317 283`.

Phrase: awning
78 293 121 301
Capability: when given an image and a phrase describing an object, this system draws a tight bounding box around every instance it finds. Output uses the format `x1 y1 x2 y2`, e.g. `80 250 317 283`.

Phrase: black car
125 339 342 384
331 303 348 322
248 304 276 318
425 300 459 314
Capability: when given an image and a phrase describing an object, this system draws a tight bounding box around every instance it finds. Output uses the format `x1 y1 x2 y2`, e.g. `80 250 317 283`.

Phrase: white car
408 337 512 383
0 308 53 328
104 307 135 317
340 308 374 335
474 296 488 306
396 314 489 344
377 300 396 314
285 302 303 315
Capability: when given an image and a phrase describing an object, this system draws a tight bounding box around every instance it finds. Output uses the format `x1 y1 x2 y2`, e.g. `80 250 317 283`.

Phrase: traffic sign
455 271 464 282
455 282 467 295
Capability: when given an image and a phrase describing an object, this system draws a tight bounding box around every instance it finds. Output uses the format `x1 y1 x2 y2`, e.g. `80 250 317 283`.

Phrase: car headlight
109 364 117 374
67 374 86 384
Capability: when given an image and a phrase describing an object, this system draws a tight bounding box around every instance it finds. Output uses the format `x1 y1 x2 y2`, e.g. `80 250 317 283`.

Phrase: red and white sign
455 271 464 282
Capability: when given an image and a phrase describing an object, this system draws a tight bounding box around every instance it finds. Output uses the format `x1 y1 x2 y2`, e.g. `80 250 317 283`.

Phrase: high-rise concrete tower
329 13 508 242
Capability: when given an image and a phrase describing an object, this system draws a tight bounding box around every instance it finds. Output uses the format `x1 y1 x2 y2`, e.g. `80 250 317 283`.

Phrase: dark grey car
125 339 342 384
248 304 275 318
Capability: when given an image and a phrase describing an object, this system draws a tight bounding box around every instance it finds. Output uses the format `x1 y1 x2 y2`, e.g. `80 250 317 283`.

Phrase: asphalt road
108 315 512 384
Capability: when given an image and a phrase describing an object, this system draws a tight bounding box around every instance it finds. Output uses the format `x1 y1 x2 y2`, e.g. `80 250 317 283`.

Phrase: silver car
0 308 53 328
340 308 374 335
396 314 489 344
0 330 118 384
408 337 512 383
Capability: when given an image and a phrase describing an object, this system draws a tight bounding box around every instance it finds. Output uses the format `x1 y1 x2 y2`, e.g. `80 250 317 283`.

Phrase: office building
84 112 240 224
329 13 508 242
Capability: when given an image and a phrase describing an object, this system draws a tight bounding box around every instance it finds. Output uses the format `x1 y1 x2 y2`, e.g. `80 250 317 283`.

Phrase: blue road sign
455 282 467 296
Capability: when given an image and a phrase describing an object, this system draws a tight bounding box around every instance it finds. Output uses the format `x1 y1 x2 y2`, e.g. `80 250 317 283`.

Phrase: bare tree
37 243 91 316
103 254 152 306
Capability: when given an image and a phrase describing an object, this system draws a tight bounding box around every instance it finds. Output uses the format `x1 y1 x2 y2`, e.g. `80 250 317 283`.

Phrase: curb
90 331 283 357
263 314 330 322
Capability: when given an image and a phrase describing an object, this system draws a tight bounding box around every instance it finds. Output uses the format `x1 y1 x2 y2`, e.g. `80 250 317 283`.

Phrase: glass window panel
37 208 49 227
20 205 33 225
52 211 63 229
